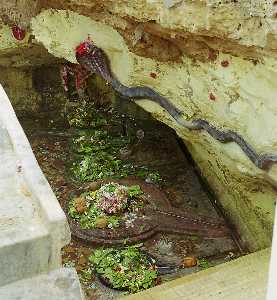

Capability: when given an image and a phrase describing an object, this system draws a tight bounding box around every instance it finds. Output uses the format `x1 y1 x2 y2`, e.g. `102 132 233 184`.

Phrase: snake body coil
76 41 277 170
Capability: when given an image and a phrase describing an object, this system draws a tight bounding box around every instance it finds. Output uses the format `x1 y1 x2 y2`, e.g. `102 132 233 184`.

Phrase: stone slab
0 85 71 285
123 248 270 300
0 268 84 300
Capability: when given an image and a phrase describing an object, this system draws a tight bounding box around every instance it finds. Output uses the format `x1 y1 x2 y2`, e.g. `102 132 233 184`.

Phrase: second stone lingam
67 178 230 245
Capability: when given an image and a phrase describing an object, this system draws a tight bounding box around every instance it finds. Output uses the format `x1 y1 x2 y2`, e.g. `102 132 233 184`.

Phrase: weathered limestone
0 85 71 285
0 1 277 251
36 0 277 61
0 0 41 27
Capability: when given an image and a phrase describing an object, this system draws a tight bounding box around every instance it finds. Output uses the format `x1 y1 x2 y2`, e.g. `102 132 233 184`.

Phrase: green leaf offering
90 246 158 293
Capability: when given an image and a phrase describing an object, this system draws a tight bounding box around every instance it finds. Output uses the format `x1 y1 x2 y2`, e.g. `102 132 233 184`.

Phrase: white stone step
0 85 71 286
0 268 84 300
124 248 270 300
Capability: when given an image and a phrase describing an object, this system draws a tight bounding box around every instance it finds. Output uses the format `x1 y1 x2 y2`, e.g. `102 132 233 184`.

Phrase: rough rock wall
0 0 41 27
37 0 277 61
1 1 277 250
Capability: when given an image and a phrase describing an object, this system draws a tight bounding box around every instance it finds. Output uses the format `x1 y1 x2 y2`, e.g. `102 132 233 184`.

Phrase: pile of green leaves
70 130 135 182
70 130 163 185
197 257 213 269
67 102 164 184
68 183 144 229
89 246 158 293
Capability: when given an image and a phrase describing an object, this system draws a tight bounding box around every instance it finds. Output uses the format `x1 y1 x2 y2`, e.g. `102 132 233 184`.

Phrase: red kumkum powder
12 25 26 41
75 42 88 55
221 60 229 68
209 93 216 101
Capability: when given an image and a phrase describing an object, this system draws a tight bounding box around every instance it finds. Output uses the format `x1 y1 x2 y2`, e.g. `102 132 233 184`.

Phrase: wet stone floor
20 105 243 299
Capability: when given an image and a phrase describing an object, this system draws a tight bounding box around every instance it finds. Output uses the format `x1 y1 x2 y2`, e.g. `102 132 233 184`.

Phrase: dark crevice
175 135 247 254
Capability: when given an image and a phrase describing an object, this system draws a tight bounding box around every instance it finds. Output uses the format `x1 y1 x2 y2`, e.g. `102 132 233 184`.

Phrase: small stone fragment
95 217 108 229
182 256 197 268
74 197 87 213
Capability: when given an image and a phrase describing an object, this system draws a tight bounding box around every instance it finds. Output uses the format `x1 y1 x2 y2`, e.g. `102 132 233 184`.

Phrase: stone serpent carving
75 40 277 170
66 179 230 245
68 206 230 245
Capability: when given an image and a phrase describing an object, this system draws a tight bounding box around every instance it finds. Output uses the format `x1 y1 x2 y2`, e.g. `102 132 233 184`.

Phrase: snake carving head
75 40 95 56
75 39 112 82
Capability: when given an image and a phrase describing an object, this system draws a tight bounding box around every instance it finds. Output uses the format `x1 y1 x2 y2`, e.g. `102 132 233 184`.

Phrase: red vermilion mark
12 25 26 41
75 38 93 55
75 42 87 55
209 93 216 101
150 72 157 79
221 60 229 68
